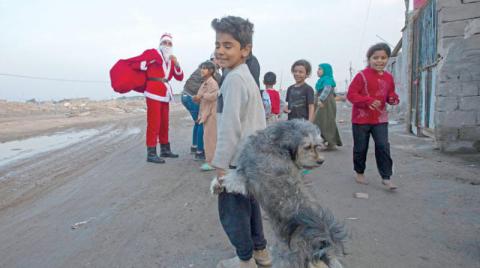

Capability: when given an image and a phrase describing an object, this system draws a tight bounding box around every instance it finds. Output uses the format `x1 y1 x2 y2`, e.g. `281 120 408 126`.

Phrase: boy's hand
318 102 325 108
284 108 291 113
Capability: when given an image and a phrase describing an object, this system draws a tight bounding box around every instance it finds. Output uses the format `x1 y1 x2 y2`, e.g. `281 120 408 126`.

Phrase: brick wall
435 0 480 152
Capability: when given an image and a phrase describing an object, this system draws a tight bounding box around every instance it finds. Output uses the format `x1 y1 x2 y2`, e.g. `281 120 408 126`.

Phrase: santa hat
160 33 173 44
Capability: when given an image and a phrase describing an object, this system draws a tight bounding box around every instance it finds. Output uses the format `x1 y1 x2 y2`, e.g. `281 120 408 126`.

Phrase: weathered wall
435 0 480 152
387 54 408 120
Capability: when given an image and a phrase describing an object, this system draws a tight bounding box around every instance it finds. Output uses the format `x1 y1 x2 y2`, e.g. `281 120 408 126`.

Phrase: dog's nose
316 159 324 165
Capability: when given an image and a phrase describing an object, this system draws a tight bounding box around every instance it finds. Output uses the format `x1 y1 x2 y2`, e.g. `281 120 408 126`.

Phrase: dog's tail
284 204 347 266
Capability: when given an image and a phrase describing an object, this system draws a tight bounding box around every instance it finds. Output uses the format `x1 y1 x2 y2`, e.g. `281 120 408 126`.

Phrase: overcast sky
0 0 408 101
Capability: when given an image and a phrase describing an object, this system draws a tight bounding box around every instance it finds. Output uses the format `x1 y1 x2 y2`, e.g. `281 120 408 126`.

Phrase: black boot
194 150 205 161
147 147 165 164
160 143 179 158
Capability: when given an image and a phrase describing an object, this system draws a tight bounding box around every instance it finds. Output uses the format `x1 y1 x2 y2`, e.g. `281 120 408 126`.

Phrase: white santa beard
159 46 173 60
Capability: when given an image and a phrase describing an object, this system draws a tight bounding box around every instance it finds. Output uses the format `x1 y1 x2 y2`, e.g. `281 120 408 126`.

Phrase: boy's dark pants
352 123 393 180
218 191 267 261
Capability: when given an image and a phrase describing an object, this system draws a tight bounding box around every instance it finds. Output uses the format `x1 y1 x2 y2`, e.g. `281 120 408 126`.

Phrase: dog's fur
215 120 347 268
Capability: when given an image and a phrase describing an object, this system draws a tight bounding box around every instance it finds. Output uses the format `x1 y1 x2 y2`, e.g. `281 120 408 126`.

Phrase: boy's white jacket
211 63 266 170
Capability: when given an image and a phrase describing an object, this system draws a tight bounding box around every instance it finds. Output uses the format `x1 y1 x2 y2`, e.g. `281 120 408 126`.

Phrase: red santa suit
133 34 184 147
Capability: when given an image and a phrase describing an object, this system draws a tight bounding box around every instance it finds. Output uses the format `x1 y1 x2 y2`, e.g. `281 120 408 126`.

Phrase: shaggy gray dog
215 120 347 268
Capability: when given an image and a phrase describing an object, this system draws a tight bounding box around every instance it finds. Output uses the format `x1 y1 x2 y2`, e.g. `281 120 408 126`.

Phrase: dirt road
0 104 479 268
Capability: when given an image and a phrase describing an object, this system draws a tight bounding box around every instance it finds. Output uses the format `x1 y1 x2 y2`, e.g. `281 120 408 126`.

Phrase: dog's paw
223 173 248 196
210 177 224 195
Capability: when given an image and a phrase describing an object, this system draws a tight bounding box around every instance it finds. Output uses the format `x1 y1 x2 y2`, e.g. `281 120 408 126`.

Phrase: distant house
389 0 480 153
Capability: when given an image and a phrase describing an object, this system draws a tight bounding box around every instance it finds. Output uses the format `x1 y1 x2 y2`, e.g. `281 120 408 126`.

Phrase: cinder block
461 83 480 96
436 96 459 111
440 5 480 22
437 0 462 9
441 140 478 153
465 18 480 38
435 125 459 141
459 96 480 111
437 81 461 96
439 36 463 55
437 110 477 127
440 21 468 38
459 126 480 140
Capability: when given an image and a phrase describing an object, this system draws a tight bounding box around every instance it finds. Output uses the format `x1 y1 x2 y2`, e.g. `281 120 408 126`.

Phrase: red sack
109 59 146 93
109 49 160 93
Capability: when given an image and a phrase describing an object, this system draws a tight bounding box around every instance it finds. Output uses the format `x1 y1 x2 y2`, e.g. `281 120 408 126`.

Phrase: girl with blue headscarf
314 63 342 150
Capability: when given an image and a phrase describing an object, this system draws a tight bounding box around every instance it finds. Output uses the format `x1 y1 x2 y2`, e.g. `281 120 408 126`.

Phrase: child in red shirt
263 72 281 123
347 43 400 190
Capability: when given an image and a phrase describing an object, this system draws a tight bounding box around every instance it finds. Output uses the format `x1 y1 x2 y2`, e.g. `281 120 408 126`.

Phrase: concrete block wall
435 0 480 152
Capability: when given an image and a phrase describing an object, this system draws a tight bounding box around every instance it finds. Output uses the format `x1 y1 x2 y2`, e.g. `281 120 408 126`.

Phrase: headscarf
315 63 336 93
159 33 173 60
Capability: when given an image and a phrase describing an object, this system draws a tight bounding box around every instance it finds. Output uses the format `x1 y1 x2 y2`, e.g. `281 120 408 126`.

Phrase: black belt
147 77 168 82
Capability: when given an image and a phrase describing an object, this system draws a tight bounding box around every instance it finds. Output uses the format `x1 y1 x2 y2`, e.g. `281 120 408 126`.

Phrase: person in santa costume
135 33 184 163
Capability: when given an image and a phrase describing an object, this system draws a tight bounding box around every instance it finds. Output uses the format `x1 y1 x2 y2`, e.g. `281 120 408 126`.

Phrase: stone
436 96 459 111
459 96 480 111
354 193 369 199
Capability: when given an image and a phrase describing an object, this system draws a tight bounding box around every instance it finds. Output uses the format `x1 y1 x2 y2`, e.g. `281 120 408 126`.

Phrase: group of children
140 15 399 268
256 59 342 154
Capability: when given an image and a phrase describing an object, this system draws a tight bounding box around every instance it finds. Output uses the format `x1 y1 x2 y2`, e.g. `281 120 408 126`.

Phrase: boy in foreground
210 16 271 268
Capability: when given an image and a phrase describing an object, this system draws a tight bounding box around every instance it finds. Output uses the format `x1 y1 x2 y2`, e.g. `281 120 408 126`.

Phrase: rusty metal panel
410 0 437 134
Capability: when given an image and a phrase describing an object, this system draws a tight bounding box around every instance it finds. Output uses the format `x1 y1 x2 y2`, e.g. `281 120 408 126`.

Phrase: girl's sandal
382 180 398 191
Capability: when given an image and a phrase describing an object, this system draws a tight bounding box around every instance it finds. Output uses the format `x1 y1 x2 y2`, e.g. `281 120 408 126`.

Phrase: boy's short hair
291 59 312 76
211 16 254 48
366 43 391 59
263 72 276 85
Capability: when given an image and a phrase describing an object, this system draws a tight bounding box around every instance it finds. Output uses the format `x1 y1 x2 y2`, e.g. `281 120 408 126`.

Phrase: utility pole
349 62 353 83
404 0 410 26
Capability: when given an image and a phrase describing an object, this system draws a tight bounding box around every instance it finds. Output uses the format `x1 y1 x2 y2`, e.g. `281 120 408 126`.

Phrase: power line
358 0 373 57
0 73 108 83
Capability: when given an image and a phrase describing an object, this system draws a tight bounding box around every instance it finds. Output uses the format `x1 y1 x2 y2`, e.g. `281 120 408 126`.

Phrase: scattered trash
353 192 369 199
345 217 359 220
78 111 91 117
71 217 95 229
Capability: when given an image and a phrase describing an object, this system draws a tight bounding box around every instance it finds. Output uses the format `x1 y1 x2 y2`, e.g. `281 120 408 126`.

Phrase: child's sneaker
253 249 272 266
200 163 215 171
